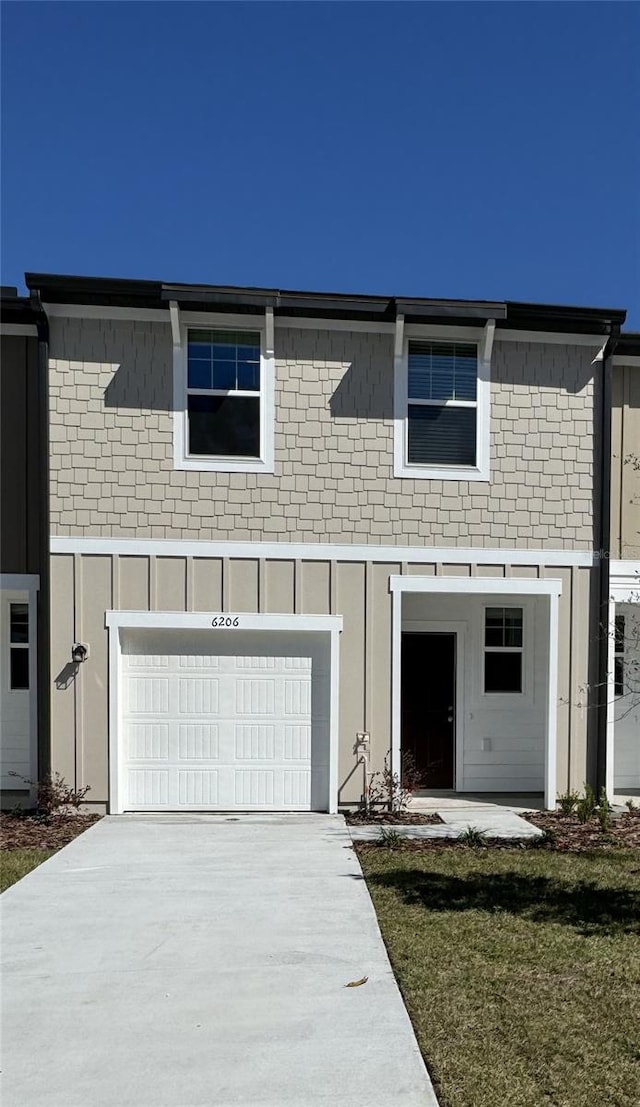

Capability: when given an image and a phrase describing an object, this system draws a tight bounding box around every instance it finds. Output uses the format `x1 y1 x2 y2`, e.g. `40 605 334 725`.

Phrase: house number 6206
211 616 240 628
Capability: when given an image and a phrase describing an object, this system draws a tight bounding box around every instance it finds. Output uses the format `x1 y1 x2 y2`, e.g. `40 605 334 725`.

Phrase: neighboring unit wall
0 335 42 574
50 551 594 810
611 363 640 561
48 317 598 549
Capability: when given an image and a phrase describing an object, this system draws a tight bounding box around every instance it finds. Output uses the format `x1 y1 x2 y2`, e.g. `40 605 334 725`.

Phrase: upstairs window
9 603 29 690
484 607 523 694
187 330 261 459
394 333 490 481
175 320 274 474
407 341 477 467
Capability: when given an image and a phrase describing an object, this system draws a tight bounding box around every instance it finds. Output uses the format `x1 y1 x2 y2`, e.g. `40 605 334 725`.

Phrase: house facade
1 273 637 812
608 334 640 799
0 289 47 804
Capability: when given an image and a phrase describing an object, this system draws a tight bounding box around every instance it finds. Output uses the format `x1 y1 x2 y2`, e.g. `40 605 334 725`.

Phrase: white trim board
612 355 640 368
106 609 342 814
40 302 610 349
0 324 38 337
0 574 40 594
51 537 595 568
391 575 563 596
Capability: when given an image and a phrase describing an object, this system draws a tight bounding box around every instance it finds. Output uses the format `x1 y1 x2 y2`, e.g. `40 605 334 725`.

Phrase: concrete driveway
1 815 437 1106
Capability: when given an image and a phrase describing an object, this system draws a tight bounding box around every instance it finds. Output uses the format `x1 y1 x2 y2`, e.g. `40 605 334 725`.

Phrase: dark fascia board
504 300 627 336
1 293 39 326
616 331 640 358
24 273 627 333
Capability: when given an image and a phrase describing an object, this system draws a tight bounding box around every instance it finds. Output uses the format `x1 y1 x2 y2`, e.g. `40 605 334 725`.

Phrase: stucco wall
50 552 595 810
48 317 597 548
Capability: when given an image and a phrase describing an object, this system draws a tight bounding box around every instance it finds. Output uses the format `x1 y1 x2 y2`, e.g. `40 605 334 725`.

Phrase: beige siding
50 552 596 810
611 364 640 560
49 318 597 549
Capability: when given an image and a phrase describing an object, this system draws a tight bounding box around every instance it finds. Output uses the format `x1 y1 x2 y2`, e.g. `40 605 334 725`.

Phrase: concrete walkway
1 815 438 1107
349 803 542 842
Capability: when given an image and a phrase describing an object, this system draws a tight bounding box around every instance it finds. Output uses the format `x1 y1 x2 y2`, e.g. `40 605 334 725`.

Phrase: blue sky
2 2 638 323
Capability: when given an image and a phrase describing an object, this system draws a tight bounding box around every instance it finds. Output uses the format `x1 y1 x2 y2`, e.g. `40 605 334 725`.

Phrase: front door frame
402 621 466 791
390 574 562 809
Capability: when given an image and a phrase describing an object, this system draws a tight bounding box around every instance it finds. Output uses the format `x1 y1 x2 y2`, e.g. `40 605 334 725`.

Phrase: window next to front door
483 607 523 694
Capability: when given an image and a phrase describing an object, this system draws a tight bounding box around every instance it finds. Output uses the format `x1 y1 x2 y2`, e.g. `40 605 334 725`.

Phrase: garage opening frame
105 611 343 814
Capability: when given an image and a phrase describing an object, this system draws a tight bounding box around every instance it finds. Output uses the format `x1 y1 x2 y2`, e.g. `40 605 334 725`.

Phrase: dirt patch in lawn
0 813 101 852
345 810 443 825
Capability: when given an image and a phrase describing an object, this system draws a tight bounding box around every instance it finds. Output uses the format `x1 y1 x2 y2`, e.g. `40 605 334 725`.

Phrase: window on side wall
483 607 523 694
614 614 625 697
175 325 274 473
395 337 489 481
9 603 29 690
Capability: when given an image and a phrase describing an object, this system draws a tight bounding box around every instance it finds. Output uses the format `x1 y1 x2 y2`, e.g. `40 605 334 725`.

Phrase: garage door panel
119 635 324 811
177 723 219 760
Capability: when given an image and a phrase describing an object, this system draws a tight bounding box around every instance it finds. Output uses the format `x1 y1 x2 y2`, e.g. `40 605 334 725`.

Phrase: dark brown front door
401 632 456 789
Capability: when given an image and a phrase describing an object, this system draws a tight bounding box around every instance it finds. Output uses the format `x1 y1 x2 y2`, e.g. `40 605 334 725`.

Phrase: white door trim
390 575 562 809
401 620 466 791
106 610 342 814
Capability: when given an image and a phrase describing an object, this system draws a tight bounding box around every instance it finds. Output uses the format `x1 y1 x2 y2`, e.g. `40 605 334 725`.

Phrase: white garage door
119 634 319 811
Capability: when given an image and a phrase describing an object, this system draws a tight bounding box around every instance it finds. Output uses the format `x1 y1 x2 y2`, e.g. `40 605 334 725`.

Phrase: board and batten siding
611 363 640 561
50 553 595 811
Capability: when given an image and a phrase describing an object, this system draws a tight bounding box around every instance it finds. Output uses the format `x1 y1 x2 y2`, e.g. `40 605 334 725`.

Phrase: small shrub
557 789 581 816
626 799 637 813
459 825 486 847
366 752 424 815
576 785 597 824
596 788 613 832
530 827 558 850
8 771 90 817
378 827 404 849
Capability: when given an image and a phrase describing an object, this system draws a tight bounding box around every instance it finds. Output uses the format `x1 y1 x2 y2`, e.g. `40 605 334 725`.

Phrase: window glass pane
188 360 212 390
484 651 522 693
188 330 260 395
615 615 625 654
484 607 522 648
408 342 477 403
10 604 28 644
211 360 237 390
10 648 29 690
504 610 523 648
188 395 260 458
236 360 260 391
614 657 624 697
407 405 476 466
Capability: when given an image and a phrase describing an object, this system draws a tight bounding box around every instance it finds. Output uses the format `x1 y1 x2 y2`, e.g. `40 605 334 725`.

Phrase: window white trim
394 321 492 482
0 583 39 795
172 307 275 474
481 603 526 698
106 610 341 814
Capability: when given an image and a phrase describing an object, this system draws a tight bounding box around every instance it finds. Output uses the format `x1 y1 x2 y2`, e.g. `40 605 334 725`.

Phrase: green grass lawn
1 848 53 892
359 846 640 1107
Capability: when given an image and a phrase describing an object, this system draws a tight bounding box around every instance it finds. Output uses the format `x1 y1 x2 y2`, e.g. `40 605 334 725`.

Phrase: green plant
557 790 581 816
596 788 613 832
8 771 90 817
576 785 597 824
626 799 637 813
459 825 487 847
378 827 404 848
530 827 558 850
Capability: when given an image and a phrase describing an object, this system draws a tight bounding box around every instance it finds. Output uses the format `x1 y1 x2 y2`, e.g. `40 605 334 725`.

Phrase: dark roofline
24 272 627 334
1 290 39 327
615 331 640 358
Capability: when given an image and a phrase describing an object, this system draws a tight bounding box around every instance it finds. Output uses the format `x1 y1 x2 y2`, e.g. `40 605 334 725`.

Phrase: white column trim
545 592 559 809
